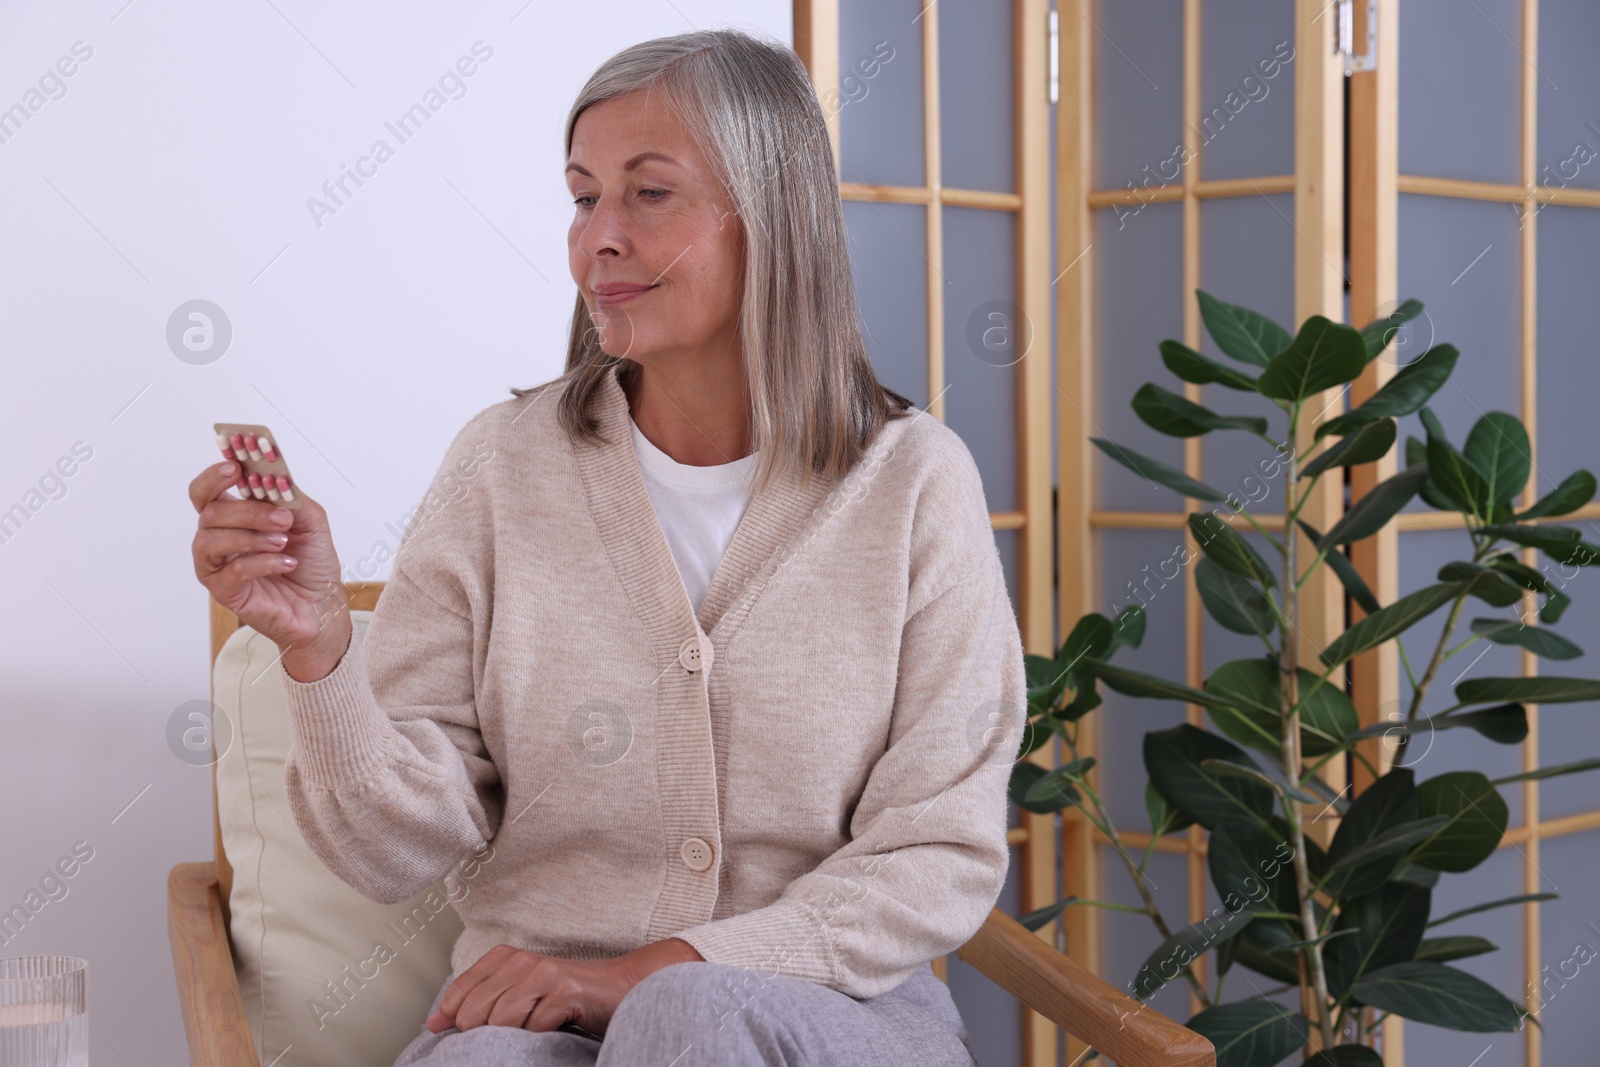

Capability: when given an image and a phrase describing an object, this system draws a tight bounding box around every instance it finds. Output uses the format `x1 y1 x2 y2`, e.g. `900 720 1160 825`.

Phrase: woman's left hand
426 938 703 1037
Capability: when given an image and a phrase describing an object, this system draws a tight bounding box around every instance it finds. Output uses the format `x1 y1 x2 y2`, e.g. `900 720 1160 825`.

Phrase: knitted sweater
278 362 1028 1000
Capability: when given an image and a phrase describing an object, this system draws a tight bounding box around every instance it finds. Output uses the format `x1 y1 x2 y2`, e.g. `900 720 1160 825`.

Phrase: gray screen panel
943 204 1019 513
1093 0 1184 193
1398 0 1521 185
1198 0 1295 181
838 0 925 187
1537 1 1600 192
1533 832 1600 1062
1094 202 1186 511
843 199 929 405
939 0 1013 193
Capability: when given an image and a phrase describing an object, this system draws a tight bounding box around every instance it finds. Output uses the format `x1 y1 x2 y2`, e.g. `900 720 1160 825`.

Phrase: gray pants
392 960 978 1065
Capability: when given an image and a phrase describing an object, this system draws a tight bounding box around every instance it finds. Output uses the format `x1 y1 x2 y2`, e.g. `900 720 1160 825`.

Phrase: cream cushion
214 613 464 1067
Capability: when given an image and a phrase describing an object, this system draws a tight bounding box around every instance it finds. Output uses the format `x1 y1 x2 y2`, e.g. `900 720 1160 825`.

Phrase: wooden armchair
169 582 1214 1067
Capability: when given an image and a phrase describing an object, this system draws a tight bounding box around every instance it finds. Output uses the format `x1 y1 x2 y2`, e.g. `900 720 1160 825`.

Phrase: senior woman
188 27 1026 1067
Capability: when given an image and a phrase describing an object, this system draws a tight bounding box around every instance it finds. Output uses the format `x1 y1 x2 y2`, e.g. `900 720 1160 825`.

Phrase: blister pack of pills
213 422 302 509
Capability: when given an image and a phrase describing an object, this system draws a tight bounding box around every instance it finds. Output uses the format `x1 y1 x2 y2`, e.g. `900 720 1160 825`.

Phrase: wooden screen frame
1059 0 1348 1060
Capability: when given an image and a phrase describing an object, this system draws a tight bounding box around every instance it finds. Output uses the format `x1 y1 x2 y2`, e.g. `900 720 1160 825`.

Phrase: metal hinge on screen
1337 0 1378 75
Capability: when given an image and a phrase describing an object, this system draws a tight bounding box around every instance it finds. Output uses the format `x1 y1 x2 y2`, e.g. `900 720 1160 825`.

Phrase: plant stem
1065 734 1214 1009
1404 589 1471 724
1238 507 1285 555
1279 404 1337 1050
1396 638 1421 690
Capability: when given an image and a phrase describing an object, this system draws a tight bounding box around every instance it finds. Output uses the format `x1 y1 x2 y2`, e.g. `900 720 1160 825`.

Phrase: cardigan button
680 837 714 871
678 635 704 672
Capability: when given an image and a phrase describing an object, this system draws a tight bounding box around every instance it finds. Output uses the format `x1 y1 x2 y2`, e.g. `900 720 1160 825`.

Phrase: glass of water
0 956 88 1067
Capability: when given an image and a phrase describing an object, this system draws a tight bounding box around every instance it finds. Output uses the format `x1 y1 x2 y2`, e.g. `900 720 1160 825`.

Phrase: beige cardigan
278 363 1028 999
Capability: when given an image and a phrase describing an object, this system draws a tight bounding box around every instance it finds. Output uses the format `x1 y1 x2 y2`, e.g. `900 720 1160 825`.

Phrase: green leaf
1299 521 1381 615
1487 556 1571 623
1021 757 1097 813
1347 704 1530 746
1026 652 1073 712
1392 862 1441 888
1440 703 1529 745
1325 881 1431 999
1129 908 1256 1001
1231 919 1305 984
1196 558 1278 637
1108 604 1147 653
1542 539 1600 567
1189 513 1277 587
1091 438 1228 502
1516 469 1597 520
1132 383 1270 438
1144 724 1276 831
1057 612 1114 670
1437 562 1527 608
1016 897 1076 932
1146 779 1195 836
1208 821 1299 917
1350 961 1525 1032
1478 522 1582 551
1307 1047 1386 1067
1196 291 1291 368
1327 768 1419 899
1084 658 1236 709
1413 936 1497 963
1318 465 1430 546
1203 657 1357 757
1429 893 1558 928
1008 763 1061 813
1258 315 1369 402
1407 434 1462 511
1322 816 1451 890
1320 583 1462 668
1359 298 1426 361
1421 407 1490 517
1491 756 1600 786
1159 339 1262 392
1185 1000 1311 1067
1411 771 1508 873
1316 343 1458 440
1470 618 1582 660
1202 759 1321 804
1059 685 1102 723
1301 419 1397 479
1464 413 1531 508
1456 675 1600 706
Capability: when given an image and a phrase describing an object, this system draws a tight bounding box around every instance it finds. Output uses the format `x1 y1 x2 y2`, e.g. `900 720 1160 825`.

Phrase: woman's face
566 89 744 365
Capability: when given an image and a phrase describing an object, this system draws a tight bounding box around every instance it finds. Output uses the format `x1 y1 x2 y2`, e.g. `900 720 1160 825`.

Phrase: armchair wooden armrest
168 862 261 1067
956 907 1216 1067
170 861 1211 1066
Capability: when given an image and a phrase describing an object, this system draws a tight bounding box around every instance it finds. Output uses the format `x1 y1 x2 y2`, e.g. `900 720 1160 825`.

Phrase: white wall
0 2 789 1061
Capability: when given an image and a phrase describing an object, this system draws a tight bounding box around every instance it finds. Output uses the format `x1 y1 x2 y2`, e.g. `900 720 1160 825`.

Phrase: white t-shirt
630 416 760 614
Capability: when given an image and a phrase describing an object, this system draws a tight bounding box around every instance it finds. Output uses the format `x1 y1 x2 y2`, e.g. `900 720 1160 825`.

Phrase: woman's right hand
188 460 351 679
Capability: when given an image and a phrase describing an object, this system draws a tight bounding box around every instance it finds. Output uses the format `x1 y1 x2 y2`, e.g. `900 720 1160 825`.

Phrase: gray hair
510 27 912 492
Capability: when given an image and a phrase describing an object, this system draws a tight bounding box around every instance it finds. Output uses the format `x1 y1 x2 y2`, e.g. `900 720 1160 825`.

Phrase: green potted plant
1013 291 1600 1066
